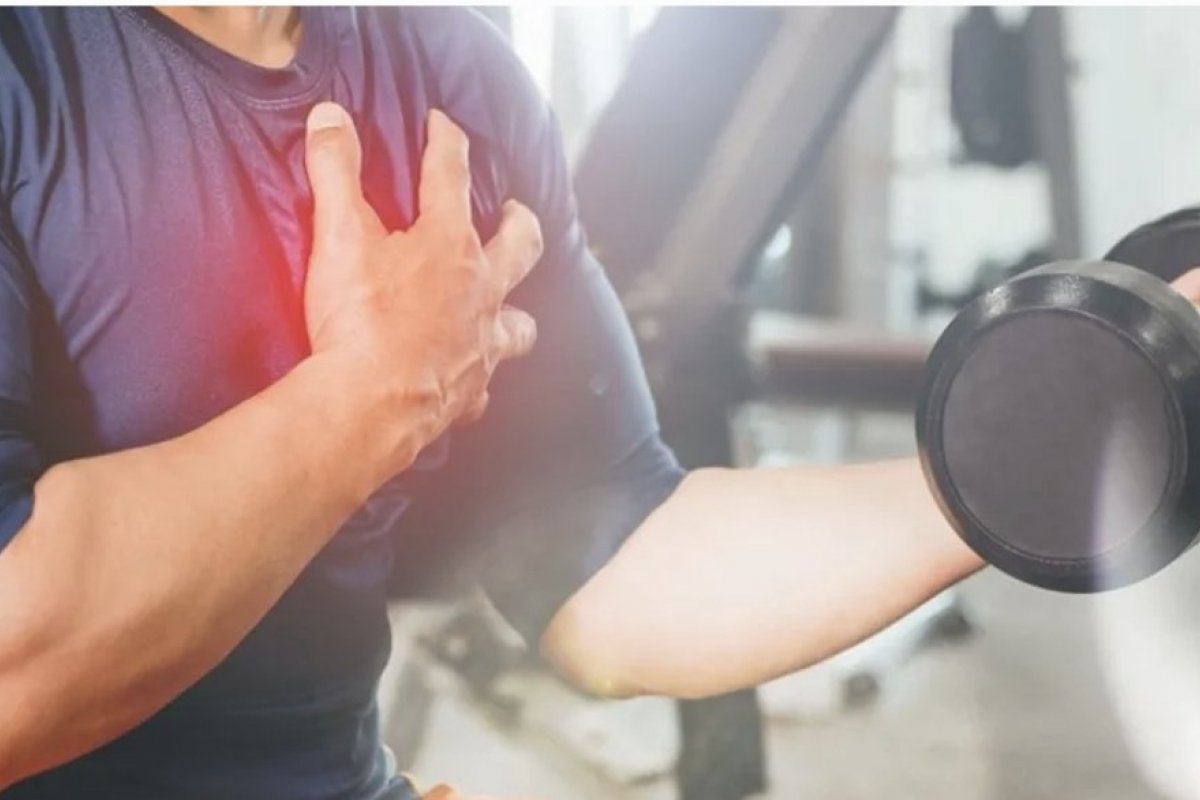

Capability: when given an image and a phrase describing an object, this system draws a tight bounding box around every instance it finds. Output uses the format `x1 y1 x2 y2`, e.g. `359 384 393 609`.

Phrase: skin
0 95 543 787
419 787 534 800
8 8 1200 800
155 7 301 68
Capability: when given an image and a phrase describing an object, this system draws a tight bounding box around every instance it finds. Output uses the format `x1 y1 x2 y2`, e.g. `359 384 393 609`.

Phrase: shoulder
0 9 55 104
0 8 120 196
0 9 58 197
359 8 549 156
0 8 107 89
389 7 531 89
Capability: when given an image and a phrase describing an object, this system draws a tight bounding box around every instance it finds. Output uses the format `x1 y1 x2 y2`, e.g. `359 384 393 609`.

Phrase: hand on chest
19 98 506 450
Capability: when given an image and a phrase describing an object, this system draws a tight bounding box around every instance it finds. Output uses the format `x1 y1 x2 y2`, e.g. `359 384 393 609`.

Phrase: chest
2 15 504 455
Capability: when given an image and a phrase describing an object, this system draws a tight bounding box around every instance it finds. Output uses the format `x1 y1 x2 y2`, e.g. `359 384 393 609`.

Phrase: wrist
292 351 439 488
904 459 987 580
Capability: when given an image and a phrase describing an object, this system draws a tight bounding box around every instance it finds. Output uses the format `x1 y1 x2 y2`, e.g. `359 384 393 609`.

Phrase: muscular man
0 7 990 798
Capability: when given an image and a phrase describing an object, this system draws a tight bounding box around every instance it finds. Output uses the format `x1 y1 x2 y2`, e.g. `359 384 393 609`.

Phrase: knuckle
473 392 490 415
500 202 543 263
409 214 436 241
511 201 538 233
478 341 499 372
521 314 538 342
382 230 410 258
527 217 544 260
513 328 536 355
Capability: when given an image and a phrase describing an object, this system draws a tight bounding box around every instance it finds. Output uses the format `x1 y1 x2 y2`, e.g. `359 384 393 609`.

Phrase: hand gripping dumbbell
918 261 1200 592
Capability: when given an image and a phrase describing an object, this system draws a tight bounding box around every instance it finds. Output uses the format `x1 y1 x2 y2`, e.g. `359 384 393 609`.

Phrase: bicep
389 11 681 638
480 435 683 644
390 176 683 640
394 239 681 641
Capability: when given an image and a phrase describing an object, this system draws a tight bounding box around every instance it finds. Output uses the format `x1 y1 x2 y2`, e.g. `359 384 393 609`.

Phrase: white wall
888 7 1049 329
887 7 1200 331
1068 7 1200 257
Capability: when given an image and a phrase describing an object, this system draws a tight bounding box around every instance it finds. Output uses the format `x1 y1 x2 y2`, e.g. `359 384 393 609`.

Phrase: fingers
1170 267 1200 305
305 102 366 252
419 110 472 221
457 391 490 425
415 110 541 303
455 307 535 426
483 200 544 299
492 305 537 361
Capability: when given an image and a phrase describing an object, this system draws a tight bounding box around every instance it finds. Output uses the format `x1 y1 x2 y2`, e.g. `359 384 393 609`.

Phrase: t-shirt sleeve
0 221 40 551
389 11 684 644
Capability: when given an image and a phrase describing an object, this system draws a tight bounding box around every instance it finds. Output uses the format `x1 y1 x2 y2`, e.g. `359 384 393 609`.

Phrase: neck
155 7 301 68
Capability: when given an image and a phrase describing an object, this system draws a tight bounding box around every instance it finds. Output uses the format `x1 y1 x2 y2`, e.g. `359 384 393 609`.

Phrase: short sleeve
387 11 684 643
0 220 40 550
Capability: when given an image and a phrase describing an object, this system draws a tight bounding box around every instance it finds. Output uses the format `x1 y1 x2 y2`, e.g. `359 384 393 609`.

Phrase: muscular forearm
0 354 419 787
543 458 983 699
0 105 541 788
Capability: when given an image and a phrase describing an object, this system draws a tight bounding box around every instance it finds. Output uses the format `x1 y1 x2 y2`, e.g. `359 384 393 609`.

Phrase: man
0 7 1167 799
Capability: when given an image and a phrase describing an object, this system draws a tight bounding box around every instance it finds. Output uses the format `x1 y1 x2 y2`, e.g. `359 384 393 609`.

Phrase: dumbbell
917 261 1200 592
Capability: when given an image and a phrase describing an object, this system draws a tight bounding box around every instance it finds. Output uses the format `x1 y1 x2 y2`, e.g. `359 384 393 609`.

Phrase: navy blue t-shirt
0 8 682 799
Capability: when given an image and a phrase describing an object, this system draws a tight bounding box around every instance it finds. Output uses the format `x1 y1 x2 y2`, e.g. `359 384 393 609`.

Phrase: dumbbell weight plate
917 261 1200 592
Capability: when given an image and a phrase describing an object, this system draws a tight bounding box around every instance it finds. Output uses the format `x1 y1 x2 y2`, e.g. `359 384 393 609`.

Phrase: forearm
543 458 983 699
0 353 419 786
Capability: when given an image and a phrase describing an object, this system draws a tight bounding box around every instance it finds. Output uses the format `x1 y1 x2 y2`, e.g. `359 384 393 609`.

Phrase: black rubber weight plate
942 312 1173 561
919 261 1200 592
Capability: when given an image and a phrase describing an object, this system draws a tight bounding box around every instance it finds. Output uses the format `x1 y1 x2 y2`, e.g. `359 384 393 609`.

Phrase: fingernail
308 102 347 133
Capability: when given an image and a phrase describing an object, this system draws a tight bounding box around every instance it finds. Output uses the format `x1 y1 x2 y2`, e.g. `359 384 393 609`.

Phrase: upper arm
389 11 684 643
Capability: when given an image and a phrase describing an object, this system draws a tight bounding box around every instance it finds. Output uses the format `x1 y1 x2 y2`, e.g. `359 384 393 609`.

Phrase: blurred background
379 7 1200 799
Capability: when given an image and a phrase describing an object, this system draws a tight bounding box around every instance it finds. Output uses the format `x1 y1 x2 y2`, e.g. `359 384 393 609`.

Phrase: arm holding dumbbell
542 269 1200 701
543 459 979 699
0 106 542 788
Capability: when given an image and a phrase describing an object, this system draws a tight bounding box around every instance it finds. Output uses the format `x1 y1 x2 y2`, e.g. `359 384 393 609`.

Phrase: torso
0 8 511 797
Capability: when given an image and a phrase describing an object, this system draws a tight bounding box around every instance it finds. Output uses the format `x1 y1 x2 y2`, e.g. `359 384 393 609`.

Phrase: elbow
540 596 727 702
541 600 644 699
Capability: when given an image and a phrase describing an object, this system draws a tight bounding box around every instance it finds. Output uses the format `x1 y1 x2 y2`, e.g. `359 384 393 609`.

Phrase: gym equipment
918 260 1200 592
575 10 896 800
950 7 1037 169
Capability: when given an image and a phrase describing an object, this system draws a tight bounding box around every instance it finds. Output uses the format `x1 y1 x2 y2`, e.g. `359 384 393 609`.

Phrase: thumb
305 102 366 251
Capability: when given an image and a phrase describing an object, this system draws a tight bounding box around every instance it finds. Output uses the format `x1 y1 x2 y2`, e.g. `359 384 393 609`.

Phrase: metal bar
573 8 784 296
632 7 899 359
1026 7 1083 259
